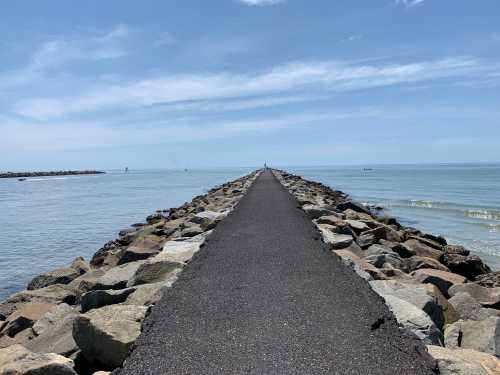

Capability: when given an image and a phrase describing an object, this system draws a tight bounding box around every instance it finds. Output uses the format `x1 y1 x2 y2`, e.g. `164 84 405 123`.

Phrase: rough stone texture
364 253 404 270
441 254 491 281
116 235 163 265
411 269 467 298
379 240 416 258
0 329 34 349
70 257 90 275
73 305 148 368
81 288 136 313
303 204 336 219
0 344 77 374
427 345 500 375
32 303 75 336
127 260 182 287
345 219 370 234
448 292 500 321
316 215 345 226
124 283 168 306
67 269 107 295
404 239 443 260
90 261 146 291
475 271 500 288
382 294 443 345
0 303 55 338
364 245 398 257
449 283 500 309
333 250 361 262
370 280 445 329
318 227 354 250
2 286 68 319
445 317 500 357
405 256 450 273
27 267 80 290
444 245 470 256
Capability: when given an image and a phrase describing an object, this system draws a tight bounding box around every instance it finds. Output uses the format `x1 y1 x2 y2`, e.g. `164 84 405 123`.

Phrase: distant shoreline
0 170 105 179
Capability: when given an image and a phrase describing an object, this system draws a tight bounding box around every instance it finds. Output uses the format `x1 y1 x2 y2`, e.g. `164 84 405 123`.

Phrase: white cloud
396 0 425 8
14 56 492 120
238 0 286 6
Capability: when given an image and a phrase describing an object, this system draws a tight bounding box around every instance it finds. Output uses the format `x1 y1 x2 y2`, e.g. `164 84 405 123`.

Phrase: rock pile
273 169 500 374
0 170 261 375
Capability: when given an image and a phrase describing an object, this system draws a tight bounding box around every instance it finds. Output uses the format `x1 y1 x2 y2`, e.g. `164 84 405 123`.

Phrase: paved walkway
116 170 435 374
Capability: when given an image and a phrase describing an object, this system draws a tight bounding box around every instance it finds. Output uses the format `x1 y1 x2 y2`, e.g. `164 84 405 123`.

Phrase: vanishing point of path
116 170 435 375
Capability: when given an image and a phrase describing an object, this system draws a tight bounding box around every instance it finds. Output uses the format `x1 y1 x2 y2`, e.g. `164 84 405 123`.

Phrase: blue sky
1 0 500 170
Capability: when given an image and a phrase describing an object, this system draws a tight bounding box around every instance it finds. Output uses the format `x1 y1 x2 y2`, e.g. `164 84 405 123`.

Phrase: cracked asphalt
115 169 436 375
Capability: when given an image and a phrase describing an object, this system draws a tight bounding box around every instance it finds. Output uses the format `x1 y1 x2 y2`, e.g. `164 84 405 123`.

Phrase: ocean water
289 163 500 271
0 168 254 301
0 164 499 302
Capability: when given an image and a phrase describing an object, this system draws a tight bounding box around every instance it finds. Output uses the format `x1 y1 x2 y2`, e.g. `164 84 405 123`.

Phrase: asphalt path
116 169 436 374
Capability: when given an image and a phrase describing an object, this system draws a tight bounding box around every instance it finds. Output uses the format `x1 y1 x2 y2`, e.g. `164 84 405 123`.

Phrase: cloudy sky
1 0 500 169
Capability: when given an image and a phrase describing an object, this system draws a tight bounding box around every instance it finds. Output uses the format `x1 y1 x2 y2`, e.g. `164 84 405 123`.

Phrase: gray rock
445 317 500 357
73 305 148 368
404 239 443 260
90 261 146 291
370 280 445 329
441 254 491 281
318 226 354 250
364 253 404 270
303 204 336 219
379 240 416 258
449 283 500 309
124 282 170 306
427 345 500 375
28 267 80 290
448 292 499 321
81 288 136 313
382 294 443 345
345 219 370 234
405 256 450 273
410 269 467 298
0 344 77 374
364 245 397 257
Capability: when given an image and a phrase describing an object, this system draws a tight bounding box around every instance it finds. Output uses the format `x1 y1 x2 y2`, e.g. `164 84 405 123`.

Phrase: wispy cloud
14 56 494 120
238 0 286 6
395 0 425 8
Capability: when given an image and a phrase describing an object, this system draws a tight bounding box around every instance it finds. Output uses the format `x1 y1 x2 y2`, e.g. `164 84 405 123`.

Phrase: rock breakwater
273 169 500 374
0 170 261 375
0 171 105 179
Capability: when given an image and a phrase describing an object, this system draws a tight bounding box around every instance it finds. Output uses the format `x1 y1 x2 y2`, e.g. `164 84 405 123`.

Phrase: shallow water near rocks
289 163 500 271
1 164 499 301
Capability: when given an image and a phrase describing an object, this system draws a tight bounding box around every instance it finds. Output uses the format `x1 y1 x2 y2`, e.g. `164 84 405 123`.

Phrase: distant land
0 170 105 179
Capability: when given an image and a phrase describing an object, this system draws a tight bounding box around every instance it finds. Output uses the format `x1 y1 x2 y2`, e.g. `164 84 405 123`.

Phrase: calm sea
0 164 499 301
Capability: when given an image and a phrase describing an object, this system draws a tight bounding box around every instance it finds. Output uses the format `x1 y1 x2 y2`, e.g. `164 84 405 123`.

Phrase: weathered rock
445 317 500 357
404 239 443 260
0 303 55 338
0 344 77 374
383 294 443 345
127 259 182 287
70 257 90 275
0 328 34 349
411 269 467 298
89 261 146 291
405 256 450 273
67 269 107 295
0 285 77 320
316 215 345 226
318 226 354 250
303 204 336 219
333 250 361 262
379 240 416 258
364 245 397 257
90 240 121 268
427 345 500 375
124 282 169 306
336 201 371 215
448 292 499 321
370 280 445 329
73 305 148 368
25 304 79 357
340 258 374 281
444 244 470 256
364 253 404 270
345 219 370 234
343 209 373 221
449 283 500 309
28 267 81 290
356 233 377 249
475 271 500 288
423 283 460 326
116 235 164 266
180 225 204 238
81 288 136 313
441 254 491 281
407 235 443 250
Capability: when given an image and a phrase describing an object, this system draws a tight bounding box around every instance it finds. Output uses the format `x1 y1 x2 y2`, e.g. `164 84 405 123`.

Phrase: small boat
18 178 26 181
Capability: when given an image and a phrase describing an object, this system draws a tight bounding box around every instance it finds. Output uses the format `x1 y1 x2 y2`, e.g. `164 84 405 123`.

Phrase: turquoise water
0 164 499 301
289 163 500 271
0 168 254 300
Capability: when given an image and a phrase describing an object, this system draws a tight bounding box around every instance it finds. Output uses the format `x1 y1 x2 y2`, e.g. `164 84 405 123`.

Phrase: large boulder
382 294 443 345
411 269 467 298
73 305 148 368
379 240 416 258
316 215 345 226
318 227 354 250
0 344 77 374
26 304 79 357
0 303 55 338
27 267 80 290
80 288 136 313
427 345 500 375
89 261 146 291
336 201 371 215
444 317 500 357
364 253 404 270
303 204 336 219
441 254 491 280
116 235 163 265
345 219 370 234
448 292 499 321
404 239 443 260
475 271 500 288
0 285 77 320
405 256 450 273
444 244 470 256
70 257 90 275
370 280 445 329
124 282 168 306
67 269 107 295
449 283 500 309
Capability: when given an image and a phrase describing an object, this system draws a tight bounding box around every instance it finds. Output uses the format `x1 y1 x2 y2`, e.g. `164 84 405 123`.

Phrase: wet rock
383 294 443 345
0 345 77 374
28 267 80 290
90 241 121 268
411 269 467 298
427 345 500 375
441 254 491 281
448 292 499 321
444 317 500 357
405 256 450 273
449 283 500 309
146 213 164 224
81 288 136 313
444 244 470 256
404 239 443 260
73 305 148 368
0 303 55 338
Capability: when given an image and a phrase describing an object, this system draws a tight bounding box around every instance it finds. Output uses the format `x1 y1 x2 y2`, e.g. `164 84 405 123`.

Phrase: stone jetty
0 171 105 179
0 169 499 375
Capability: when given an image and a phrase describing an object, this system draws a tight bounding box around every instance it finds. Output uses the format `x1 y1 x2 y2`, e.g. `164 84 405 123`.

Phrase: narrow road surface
116 169 435 375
